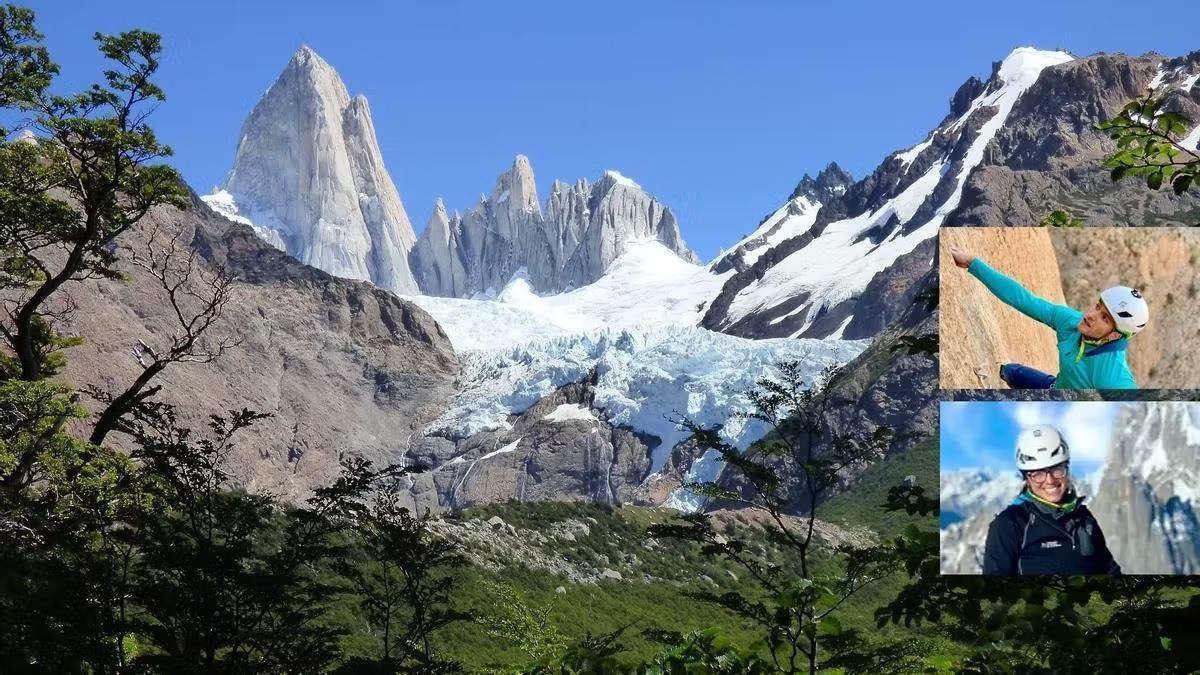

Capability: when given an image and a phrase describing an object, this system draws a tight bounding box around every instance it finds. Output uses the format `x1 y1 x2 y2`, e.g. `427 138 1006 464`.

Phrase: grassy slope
421 437 944 671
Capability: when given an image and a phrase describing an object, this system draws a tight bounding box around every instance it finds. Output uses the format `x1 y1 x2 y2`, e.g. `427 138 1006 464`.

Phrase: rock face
1089 402 1200 574
947 51 1200 226
938 227 1066 389
1049 227 1200 389
403 372 656 512
211 46 420 293
61 190 458 500
409 156 698 297
702 48 1075 340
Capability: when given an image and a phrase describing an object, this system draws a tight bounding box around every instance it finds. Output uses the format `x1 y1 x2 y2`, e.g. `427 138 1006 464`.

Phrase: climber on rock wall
949 245 1146 390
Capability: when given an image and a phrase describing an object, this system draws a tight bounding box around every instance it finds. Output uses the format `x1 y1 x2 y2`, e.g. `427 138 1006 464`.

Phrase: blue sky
21 1 1200 260
940 401 1124 476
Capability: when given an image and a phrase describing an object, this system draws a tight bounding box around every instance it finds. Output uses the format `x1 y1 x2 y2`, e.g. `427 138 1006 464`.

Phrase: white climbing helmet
1099 286 1149 337
1014 424 1070 472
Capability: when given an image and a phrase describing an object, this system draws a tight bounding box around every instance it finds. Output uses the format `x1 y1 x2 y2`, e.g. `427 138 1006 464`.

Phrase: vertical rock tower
220 46 419 293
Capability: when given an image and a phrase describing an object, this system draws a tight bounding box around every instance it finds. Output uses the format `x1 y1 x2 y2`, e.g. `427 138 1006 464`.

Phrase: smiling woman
941 401 1200 575
938 227 1200 390
981 424 1121 575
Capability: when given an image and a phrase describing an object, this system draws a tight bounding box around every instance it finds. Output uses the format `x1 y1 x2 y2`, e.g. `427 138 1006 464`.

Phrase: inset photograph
939 227 1200 389
940 400 1200 575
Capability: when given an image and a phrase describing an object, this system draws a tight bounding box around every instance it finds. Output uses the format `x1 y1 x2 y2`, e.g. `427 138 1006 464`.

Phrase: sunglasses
1024 464 1068 482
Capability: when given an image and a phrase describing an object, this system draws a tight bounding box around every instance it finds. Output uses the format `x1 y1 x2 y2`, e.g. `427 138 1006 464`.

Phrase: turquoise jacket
967 258 1137 389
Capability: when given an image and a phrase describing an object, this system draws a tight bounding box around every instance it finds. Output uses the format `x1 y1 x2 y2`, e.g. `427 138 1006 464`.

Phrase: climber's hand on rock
950 245 974 269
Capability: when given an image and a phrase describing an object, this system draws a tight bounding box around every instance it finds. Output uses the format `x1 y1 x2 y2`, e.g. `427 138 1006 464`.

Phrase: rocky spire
410 156 697 297
788 162 854 203
1090 402 1200 574
219 46 419 293
411 198 468 297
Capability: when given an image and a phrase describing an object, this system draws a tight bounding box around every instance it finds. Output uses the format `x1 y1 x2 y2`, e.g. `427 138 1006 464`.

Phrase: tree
478 580 569 666
86 222 238 446
1097 94 1200 197
0 8 188 494
127 402 411 673
648 363 908 673
1 25 187 384
1039 210 1085 228
335 486 469 673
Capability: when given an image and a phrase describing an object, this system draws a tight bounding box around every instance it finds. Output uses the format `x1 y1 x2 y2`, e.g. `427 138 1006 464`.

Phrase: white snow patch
711 196 821 270
201 189 289 252
895 136 934 167
604 169 641 190
544 404 599 423
1181 125 1200 152
824 315 854 340
1147 64 1167 90
478 436 522 463
407 240 731 346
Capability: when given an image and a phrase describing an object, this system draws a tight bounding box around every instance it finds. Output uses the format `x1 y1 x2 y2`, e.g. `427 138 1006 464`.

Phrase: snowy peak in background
409 155 699 298
788 162 854 204
203 46 420 293
940 467 1022 528
711 163 853 276
1090 402 1200 574
703 47 1072 341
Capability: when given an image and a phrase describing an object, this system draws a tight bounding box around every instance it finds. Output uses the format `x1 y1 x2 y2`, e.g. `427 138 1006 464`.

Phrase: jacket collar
1014 486 1082 516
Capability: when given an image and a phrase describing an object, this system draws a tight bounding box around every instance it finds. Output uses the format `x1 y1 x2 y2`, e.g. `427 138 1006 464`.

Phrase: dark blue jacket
982 492 1121 575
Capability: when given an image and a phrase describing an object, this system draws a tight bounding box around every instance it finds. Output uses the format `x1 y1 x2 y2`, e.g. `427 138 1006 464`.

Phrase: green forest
1 7 1198 674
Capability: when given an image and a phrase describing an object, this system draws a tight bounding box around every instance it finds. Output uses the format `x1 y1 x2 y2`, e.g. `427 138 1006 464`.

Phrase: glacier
403 242 868 510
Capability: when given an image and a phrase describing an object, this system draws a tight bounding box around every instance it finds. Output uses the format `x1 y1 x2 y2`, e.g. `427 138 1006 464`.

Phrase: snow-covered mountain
940 468 1022 529
410 155 699 298
710 163 853 275
703 48 1073 340
204 46 420 293
1089 402 1200 574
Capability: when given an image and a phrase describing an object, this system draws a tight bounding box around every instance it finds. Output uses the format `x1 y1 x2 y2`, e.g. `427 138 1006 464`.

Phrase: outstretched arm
965 257 1078 331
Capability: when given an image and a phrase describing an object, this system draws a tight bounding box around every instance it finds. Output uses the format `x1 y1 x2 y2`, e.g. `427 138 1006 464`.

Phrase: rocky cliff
712 264 939 514
1050 227 1200 388
938 227 1066 388
207 46 421 293
702 48 1074 340
1088 402 1200 574
410 156 698 297
947 51 1200 226
402 371 656 513
62 190 457 500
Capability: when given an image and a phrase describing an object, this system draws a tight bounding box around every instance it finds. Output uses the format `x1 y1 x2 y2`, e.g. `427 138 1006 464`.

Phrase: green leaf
1110 166 1127 182
1148 171 1163 190
819 616 843 636
1172 173 1193 195
1160 636 1172 651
